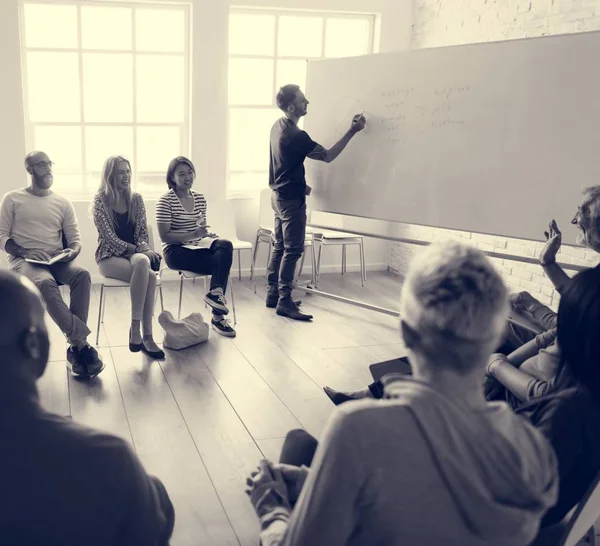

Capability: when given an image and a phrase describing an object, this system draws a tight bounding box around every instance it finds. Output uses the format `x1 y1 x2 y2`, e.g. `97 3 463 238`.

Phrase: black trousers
164 239 233 315
266 193 306 302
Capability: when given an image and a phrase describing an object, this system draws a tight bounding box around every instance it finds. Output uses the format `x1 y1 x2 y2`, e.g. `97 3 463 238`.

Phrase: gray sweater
261 377 558 546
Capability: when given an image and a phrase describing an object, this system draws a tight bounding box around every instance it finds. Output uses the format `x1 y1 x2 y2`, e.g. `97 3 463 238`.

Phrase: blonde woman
92 155 164 359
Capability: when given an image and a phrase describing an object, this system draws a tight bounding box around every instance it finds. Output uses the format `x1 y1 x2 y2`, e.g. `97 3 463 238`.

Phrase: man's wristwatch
539 259 556 267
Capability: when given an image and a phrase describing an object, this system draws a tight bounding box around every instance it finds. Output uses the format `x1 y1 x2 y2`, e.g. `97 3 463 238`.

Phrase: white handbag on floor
158 310 209 350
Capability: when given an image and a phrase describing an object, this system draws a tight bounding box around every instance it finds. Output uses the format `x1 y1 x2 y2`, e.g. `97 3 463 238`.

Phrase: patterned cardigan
92 192 150 263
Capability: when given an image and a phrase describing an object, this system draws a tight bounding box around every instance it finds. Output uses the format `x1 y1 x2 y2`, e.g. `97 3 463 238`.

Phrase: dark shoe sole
141 345 166 360
67 361 106 380
276 308 313 321
211 323 236 337
129 342 143 353
323 387 354 406
203 295 229 315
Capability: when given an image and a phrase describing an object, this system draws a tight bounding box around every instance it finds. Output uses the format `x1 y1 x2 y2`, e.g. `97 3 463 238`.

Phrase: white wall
0 0 413 280
388 0 600 309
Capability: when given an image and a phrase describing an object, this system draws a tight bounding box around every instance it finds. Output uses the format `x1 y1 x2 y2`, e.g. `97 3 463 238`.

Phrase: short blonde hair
399 241 508 372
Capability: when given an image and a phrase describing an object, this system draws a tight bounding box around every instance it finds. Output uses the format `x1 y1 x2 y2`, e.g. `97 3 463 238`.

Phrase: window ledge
226 190 262 200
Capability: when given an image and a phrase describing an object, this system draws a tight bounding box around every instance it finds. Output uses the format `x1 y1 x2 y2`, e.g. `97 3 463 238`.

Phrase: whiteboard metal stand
297 223 588 318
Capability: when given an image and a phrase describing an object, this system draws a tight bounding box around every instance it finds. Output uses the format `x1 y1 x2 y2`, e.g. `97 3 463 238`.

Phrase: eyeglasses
31 161 54 170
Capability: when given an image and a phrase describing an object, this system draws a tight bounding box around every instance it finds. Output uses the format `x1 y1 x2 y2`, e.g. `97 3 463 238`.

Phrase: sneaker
66 347 87 377
78 345 105 378
204 290 229 315
276 300 313 321
211 317 236 337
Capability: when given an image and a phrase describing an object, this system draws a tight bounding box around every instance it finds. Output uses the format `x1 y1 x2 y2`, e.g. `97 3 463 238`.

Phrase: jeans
11 259 91 345
266 192 306 302
164 239 233 317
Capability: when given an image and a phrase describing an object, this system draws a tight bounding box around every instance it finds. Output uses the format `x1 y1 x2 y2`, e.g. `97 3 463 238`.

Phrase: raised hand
351 113 366 132
539 220 562 265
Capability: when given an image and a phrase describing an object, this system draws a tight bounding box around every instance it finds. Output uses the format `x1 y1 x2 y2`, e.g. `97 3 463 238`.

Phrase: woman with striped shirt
156 156 236 337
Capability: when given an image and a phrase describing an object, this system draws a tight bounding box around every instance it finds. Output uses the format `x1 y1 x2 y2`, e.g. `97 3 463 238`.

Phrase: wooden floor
39 270 405 546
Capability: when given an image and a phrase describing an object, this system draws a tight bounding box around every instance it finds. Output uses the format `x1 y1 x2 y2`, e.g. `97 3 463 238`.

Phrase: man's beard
33 172 53 189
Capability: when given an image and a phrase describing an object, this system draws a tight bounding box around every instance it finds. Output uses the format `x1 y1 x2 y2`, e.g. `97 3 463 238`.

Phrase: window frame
227 7 376 199
19 0 191 201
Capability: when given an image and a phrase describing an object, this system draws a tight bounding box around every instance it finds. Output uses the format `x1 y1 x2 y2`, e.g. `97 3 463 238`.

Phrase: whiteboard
304 31 600 245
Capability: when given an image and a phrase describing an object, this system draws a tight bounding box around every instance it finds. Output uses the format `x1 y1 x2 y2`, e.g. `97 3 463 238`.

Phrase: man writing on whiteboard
266 84 366 321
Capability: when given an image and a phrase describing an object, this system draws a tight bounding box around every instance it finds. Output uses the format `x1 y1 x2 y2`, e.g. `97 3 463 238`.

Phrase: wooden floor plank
159 345 263 546
194 333 302 440
111 345 239 546
68 349 133 443
37 360 70 417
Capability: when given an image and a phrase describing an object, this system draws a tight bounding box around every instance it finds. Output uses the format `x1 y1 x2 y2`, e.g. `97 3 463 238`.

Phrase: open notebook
182 236 218 250
24 249 70 266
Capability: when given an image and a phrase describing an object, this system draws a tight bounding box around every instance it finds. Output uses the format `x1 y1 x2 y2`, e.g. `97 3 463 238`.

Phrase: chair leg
250 232 261 281
101 287 107 323
95 284 104 345
228 275 236 325
359 239 366 284
237 249 242 281
265 243 272 286
316 241 323 284
311 240 317 285
204 276 208 308
178 275 184 319
159 283 164 311
342 245 346 275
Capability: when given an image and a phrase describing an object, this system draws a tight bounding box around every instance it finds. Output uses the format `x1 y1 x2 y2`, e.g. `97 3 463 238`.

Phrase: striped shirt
155 189 207 249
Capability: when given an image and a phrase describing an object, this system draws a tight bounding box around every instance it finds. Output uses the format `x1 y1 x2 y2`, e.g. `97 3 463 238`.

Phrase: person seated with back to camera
92 155 164 360
155 155 236 337
244 241 558 546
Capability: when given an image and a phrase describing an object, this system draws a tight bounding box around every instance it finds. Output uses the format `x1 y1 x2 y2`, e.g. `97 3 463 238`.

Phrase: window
21 1 190 200
227 9 375 197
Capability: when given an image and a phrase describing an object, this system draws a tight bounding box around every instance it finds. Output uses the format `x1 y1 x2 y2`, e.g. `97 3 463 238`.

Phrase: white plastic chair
250 188 317 292
313 229 367 287
208 200 252 280
95 225 161 345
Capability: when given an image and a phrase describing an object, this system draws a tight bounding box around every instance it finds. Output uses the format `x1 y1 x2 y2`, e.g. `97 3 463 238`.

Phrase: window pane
33 126 82 173
81 6 132 50
24 4 77 49
136 173 168 198
136 9 185 52
85 126 134 173
137 126 180 172
275 60 307 94
50 174 87 199
136 56 184 122
27 53 80 122
229 58 274 106
277 16 323 58
324 18 371 58
228 108 280 171
229 13 275 56
83 54 133 122
228 171 268 194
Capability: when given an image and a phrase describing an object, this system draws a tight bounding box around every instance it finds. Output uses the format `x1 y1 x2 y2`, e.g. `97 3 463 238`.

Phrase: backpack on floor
158 310 209 350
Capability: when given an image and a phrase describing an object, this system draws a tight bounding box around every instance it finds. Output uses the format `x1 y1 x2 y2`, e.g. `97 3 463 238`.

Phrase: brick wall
389 0 600 308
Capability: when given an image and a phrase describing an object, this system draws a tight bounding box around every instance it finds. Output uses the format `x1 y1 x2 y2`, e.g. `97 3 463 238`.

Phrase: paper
25 250 70 265
182 237 218 250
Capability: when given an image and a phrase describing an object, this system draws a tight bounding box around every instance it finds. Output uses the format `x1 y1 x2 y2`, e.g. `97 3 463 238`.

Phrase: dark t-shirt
516 387 600 526
269 117 319 200
115 211 135 245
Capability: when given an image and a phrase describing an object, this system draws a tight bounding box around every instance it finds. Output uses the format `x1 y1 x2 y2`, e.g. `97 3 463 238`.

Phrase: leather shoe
276 300 312 321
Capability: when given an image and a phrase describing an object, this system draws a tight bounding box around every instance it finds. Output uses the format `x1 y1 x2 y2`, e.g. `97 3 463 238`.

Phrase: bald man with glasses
0 151 103 378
